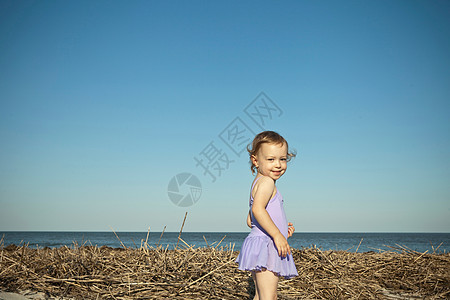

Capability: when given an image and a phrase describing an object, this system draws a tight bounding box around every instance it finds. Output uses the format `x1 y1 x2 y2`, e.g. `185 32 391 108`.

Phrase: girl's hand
246 211 252 228
287 222 295 238
273 233 291 257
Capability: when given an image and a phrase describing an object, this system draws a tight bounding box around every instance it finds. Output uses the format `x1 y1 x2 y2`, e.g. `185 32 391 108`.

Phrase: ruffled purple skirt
236 235 298 279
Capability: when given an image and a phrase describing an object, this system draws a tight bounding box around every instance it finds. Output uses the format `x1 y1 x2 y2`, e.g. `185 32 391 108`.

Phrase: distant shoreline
2 232 449 253
2 230 450 233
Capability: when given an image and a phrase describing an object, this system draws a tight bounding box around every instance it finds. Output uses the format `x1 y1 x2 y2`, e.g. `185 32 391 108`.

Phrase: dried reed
1 214 448 299
1 239 449 299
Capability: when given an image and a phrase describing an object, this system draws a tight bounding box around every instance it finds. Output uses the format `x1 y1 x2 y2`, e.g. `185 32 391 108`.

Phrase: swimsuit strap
250 176 278 205
251 176 262 192
249 177 263 207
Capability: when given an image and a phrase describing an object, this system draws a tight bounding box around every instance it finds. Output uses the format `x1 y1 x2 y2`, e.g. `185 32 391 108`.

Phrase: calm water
1 232 449 253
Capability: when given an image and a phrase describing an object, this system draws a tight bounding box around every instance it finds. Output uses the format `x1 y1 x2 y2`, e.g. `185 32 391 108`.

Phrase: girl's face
252 142 288 181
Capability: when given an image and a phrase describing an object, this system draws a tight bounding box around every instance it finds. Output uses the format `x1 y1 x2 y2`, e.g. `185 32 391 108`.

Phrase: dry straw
0 219 449 299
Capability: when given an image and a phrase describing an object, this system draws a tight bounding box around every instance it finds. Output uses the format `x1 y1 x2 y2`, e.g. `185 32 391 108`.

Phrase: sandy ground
0 291 41 300
0 289 424 300
0 291 72 300
0 292 28 300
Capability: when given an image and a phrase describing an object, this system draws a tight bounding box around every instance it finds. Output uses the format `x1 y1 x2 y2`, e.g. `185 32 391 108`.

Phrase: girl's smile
252 142 288 181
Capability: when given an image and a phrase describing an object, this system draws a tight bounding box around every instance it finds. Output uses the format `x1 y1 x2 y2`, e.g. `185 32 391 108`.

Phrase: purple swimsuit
236 177 298 279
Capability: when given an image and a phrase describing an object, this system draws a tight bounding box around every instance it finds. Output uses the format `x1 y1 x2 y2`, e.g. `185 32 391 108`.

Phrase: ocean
1 231 449 253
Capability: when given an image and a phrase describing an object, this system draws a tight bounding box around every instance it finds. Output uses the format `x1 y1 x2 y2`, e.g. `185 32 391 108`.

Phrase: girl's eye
268 158 274 161
281 158 287 161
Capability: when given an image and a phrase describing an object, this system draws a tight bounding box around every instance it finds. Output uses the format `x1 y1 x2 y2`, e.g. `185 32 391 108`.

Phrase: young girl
236 131 298 299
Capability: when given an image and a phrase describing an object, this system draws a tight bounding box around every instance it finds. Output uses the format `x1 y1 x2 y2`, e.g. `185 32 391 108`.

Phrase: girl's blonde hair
247 131 296 174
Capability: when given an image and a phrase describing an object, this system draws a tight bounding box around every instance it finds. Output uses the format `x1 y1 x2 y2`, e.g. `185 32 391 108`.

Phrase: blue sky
1 0 449 232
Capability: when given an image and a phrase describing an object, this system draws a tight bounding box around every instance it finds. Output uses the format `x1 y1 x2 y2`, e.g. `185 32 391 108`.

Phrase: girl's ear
251 155 258 168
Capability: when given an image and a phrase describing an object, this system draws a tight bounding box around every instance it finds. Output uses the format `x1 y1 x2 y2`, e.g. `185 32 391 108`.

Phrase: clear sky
1 0 449 233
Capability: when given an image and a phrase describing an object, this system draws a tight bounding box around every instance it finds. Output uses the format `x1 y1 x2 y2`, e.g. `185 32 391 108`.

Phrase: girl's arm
251 176 291 257
246 210 252 228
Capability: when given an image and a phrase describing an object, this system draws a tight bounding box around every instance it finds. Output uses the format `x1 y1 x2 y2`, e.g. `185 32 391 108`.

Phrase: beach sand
0 290 427 300
0 289 77 300
0 290 73 300
0 291 30 300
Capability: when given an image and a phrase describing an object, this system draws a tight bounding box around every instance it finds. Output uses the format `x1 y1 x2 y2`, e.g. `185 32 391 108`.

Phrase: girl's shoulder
252 176 276 197
253 175 274 186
